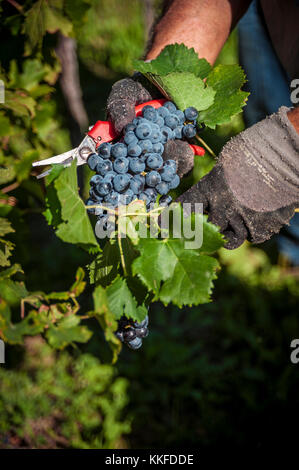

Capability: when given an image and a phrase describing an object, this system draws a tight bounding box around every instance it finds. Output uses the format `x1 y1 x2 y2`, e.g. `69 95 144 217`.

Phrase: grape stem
195 134 217 158
85 204 166 217
118 233 128 277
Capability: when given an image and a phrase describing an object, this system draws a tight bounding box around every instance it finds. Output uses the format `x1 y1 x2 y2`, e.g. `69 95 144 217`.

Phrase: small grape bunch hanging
115 315 149 350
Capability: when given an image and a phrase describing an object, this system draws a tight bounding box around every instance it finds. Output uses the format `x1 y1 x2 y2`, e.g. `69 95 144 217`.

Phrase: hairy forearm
146 0 251 64
288 107 299 134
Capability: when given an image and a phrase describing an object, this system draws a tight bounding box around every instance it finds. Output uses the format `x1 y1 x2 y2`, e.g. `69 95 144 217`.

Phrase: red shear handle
87 99 205 156
188 144 205 156
135 98 167 116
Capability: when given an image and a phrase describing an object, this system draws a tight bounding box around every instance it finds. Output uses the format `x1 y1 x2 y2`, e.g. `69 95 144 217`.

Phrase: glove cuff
221 106 299 212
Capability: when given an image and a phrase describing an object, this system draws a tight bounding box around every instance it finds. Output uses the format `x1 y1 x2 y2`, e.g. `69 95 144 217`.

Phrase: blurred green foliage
78 0 145 78
0 337 130 448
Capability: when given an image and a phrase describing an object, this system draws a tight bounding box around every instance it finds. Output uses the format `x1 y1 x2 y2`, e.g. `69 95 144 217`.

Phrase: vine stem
1 181 20 193
195 134 217 158
117 233 127 277
6 0 24 13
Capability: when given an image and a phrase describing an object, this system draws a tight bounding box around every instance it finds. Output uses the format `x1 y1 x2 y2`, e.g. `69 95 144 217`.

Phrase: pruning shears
32 99 205 178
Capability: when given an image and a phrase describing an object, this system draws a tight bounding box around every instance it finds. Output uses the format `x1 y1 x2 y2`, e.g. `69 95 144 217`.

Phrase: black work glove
106 77 195 177
178 106 299 249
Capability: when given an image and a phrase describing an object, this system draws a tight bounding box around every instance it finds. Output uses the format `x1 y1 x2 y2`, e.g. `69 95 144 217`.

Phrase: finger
163 140 194 177
176 182 209 216
222 213 248 249
107 78 152 133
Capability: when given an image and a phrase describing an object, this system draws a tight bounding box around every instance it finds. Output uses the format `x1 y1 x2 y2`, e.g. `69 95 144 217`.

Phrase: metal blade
32 148 77 167
32 131 97 179
74 135 96 165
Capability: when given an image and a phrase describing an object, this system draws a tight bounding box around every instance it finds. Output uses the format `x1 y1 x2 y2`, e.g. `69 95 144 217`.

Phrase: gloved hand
106 76 195 177
178 106 299 249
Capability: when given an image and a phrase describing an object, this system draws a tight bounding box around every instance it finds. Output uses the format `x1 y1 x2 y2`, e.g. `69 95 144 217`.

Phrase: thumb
163 140 194 178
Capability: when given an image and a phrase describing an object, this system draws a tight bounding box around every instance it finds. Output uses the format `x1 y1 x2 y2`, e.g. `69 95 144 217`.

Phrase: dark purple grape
123 328 137 342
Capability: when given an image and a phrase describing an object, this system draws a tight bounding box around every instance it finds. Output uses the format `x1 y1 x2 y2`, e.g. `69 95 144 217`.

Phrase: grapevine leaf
0 300 43 344
0 166 16 185
106 276 136 320
69 267 86 297
0 217 15 237
44 160 99 251
14 150 39 182
88 240 120 286
198 64 249 128
133 237 219 307
9 59 46 92
0 113 10 137
106 276 147 322
0 219 15 267
24 0 46 50
3 90 36 118
64 0 90 27
92 285 121 363
152 72 215 112
160 251 218 306
45 315 92 349
0 278 28 304
0 263 23 280
24 0 73 51
134 43 211 79
45 267 86 300
132 210 224 307
0 239 14 267
43 4 73 36
189 213 225 254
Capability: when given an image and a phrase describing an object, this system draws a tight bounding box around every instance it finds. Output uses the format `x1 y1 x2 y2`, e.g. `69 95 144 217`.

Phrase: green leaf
0 166 15 185
0 217 14 237
132 210 224 308
0 217 15 267
44 160 98 251
45 267 86 300
69 267 86 297
0 278 28 304
0 300 43 344
65 0 90 27
46 315 92 349
106 276 147 323
134 43 211 79
0 113 10 137
9 59 46 92
88 240 120 286
106 276 135 320
3 89 36 118
198 64 249 128
0 239 14 267
24 0 73 50
92 285 121 363
154 72 215 112
14 149 39 182
24 0 46 50
0 263 23 280
160 251 219 306
43 3 73 36
194 214 225 254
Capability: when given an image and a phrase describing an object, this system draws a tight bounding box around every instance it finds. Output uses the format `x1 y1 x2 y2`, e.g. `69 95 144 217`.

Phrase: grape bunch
115 315 149 350
85 101 200 225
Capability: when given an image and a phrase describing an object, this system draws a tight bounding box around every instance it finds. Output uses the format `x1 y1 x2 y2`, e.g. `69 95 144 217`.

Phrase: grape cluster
115 315 149 350
86 102 200 223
